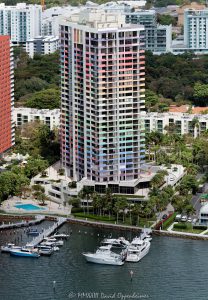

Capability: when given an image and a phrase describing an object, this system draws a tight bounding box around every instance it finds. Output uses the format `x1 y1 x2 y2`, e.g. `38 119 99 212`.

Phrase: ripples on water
0 222 208 300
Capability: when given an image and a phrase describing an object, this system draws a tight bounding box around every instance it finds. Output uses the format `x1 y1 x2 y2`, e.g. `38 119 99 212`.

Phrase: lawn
73 213 156 227
172 222 204 234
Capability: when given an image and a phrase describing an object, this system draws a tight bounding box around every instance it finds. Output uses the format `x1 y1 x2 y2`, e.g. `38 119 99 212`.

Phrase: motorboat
82 245 125 266
43 238 64 246
126 240 151 263
36 245 53 256
1 243 21 253
101 237 130 248
50 233 70 239
10 247 40 258
26 228 40 236
140 229 152 242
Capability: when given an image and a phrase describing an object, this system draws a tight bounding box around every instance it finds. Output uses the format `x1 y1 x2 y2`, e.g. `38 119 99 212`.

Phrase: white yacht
140 229 152 242
50 233 69 239
43 238 64 246
1 243 21 253
101 237 130 248
126 240 151 263
83 245 125 266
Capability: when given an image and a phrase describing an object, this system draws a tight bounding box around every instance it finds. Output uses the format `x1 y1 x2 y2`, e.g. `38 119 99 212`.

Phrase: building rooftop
169 105 208 114
14 107 60 115
200 203 208 214
61 8 144 30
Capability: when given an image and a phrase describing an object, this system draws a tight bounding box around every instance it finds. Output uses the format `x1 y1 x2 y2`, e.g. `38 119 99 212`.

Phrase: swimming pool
14 204 45 211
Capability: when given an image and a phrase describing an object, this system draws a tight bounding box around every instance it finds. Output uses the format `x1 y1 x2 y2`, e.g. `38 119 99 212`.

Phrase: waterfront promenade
0 215 45 230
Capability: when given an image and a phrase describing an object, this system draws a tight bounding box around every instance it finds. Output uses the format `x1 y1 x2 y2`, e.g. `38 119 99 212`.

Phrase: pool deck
0 197 71 217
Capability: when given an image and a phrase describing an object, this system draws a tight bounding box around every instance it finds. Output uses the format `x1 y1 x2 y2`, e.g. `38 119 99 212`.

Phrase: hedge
173 223 187 230
162 212 177 230
73 213 116 222
193 225 207 230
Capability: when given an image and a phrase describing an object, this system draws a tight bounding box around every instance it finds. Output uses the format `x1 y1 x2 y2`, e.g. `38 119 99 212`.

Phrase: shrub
173 223 187 230
68 181 77 188
193 225 207 230
162 213 176 230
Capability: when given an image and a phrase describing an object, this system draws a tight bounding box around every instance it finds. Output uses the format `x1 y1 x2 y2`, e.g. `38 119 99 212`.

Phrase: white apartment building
0 3 42 45
60 9 146 194
13 108 60 130
42 6 80 37
184 9 208 51
144 112 208 137
26 35 59 58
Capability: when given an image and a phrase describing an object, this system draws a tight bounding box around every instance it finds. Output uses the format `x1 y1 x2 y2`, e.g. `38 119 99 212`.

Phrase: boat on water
1 243 21 253
36 245 53 256
50 233 69 239
43 238 64 246
140 229 152 242
101 237 130 248
10 247 40 258
126 239 151 262
83 245 126 266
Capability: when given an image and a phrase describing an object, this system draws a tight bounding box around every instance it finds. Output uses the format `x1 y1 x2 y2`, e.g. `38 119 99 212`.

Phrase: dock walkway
0 215 45 230
26 217 66 247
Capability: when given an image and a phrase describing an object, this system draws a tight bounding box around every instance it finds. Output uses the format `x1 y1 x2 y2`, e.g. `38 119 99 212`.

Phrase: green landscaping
173 222 204 234
162 212 177 230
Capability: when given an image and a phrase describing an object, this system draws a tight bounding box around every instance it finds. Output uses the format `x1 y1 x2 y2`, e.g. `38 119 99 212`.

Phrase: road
191 183 208 216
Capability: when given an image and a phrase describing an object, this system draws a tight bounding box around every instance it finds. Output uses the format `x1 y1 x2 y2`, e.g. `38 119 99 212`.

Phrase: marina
26 217 66 247
0 223 208 299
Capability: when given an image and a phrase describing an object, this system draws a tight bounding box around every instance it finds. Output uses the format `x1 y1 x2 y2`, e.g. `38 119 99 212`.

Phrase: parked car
192 218 197 224
187 217 192 223
181 215 187 222
175 214 182 221
162 214 168 219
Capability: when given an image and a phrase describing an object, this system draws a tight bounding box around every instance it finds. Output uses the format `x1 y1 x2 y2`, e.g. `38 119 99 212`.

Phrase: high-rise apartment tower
60 9 145 193
0 36 14 155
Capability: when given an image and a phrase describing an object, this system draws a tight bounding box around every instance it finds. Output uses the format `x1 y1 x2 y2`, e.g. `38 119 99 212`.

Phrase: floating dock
0 215 45 230
26 217 66 247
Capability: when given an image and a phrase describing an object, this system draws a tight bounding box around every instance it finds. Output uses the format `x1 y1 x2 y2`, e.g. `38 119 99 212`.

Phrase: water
0 223 208 300
14 204 46 211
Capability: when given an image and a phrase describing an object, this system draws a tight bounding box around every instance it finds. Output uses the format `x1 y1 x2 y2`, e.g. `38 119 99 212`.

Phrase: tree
24 157 48 178
190 117 199 139
132 204 143 226
185 204 195 216
193 82 208 106
91 192 102 215
68 197 80 208
157 14 177 26
145 89 159 111
78 186 93 215
26 88 60 109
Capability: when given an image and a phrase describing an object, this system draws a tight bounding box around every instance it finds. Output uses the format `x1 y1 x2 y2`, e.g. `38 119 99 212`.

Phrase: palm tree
38 193 49 206
78 186 92 215
191 117 199 139
185 204 195 217
132 204 143 226
118 197 128 223
114 201 121 224
91 192 102 215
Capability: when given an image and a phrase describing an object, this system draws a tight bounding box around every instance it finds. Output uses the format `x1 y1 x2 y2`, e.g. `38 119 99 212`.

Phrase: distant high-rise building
0 36 14 155
60 9 145 193
26 35 59 58
184 9 208 51
0 3 42 45
125 9 172 54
